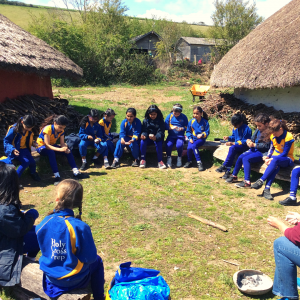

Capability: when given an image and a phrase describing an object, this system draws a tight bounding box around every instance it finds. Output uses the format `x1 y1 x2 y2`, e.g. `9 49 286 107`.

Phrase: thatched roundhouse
210 0 300 113
0 14 83 103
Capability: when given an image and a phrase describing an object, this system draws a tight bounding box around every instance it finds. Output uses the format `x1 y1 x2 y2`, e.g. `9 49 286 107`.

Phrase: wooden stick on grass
188 213 228 232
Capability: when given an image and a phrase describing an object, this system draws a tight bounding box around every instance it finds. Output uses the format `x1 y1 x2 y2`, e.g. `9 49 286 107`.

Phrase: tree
209 0 263 59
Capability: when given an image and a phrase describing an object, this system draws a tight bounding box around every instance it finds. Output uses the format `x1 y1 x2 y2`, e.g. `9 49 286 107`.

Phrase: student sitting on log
184 106 210 172
226 113 270 187
0 163 40 287
78 109 109 170
252 118 294 200
3 115 40 181
140 105 166 169
36 115 86 186
98 108 117 155
36 179 105 300
215 113 252 179
280 166 300 206
111 108 141 168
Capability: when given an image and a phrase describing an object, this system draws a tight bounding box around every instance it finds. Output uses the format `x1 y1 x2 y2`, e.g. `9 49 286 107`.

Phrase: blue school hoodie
165 113 188 138
186 118 210 141
36 209 97 287
99 118 113 141
79 120 102 141
227 124 252 145
119 118 141 141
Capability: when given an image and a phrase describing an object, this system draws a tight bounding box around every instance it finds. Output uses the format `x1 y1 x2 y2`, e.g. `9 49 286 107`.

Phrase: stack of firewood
0 95 83 153
202 93 300 139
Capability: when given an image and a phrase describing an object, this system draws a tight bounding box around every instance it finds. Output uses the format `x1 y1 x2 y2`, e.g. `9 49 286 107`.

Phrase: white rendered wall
234 86 300 112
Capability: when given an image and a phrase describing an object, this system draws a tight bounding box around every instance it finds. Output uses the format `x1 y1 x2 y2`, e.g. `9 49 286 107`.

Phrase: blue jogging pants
14 148 36 177
114 136 139 160
223 144 248 169
187 138 206 162
140 138 163 162
79 140 108 157
166 136 185 157
105 140 115 154
290 166 300 197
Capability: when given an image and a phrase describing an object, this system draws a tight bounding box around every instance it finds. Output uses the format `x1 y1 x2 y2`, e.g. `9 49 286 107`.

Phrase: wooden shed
130 31 162 57
0 13 83 103
176 37 215 63
210 0 300 113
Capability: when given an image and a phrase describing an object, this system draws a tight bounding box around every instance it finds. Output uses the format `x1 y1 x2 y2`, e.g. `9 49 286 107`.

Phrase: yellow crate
190 85 210 96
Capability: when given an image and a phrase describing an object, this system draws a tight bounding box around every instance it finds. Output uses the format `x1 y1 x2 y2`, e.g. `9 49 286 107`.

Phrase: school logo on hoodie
51 239 67 261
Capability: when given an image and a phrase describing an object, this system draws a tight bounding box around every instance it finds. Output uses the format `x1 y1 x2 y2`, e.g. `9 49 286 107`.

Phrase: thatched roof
210 0 300 90
179 37 216 46
0 14 83 79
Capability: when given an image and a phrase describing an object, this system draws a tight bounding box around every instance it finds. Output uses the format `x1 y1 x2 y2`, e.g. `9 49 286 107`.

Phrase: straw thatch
210 0 300 89
0 14 83 79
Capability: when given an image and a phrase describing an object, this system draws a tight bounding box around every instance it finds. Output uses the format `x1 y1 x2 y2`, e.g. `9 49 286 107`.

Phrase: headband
173 106 182 111
149 107 158 112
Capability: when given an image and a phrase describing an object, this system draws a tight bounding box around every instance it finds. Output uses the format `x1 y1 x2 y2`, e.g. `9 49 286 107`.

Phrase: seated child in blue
36 115 85 186
98 108 117 155
165 103 188 168
0 163 40 287
226 113 270 188
140 105 166 169
111 108 141 168
282 166 300 206
4 115 40 181
252 118 295 201
36 179 105 300
184 106 210 172
215 113 252 179
78 109 109 170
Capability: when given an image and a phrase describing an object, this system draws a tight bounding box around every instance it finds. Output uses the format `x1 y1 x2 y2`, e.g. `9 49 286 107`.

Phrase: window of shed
197 47 202 54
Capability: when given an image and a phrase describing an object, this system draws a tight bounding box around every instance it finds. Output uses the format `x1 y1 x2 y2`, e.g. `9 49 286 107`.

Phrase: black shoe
279 197 298 206
111 160 120 169
216 165 227 173
197 161 204 171
73 172 89 180
54 177 62 186
104 161 111 169
226 174 237 183
262 189 273 200
80 161 88 170
132 160 139 167
222 170 231 179
92 158 101 166
30 172 41 182
251 179 264 189
235 181 251 188
184 161 193 168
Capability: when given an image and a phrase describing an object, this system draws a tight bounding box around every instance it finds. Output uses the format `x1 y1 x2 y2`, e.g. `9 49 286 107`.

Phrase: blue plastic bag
109 275 170 300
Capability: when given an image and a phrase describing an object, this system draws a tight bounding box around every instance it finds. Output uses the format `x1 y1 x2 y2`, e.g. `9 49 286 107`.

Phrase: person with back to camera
251 118 294 201
140 105 166 169
0 163 40 287
184 106 210 172
226 113 270 188
215 113 252 179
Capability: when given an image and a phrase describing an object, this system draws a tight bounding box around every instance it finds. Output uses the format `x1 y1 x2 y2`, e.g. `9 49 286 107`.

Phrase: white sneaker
177 157 182 167
167 157 172 167
140 160 146 168
158 161 167 169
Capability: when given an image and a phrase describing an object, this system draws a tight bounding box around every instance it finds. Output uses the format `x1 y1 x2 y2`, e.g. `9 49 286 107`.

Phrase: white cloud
256 0 292 20
46 0 72 8
135 0 162 3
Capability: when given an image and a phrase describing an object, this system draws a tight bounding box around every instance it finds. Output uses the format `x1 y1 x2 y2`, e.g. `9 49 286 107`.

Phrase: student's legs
79 140 94 157
129 140 140 160
154 140 163 162
106 140 115 154
187 141 194 162
176 137 185 158
39 147 59 173
63 151 78 170
89 256 105 300
15 149 36 177
223 145 248 169
272 236 299 299
190 139 205 162
23 226 40 258
290 167 300 198
114 137 131 159
166 137 176 157
95 142 108 157
140 138 150 161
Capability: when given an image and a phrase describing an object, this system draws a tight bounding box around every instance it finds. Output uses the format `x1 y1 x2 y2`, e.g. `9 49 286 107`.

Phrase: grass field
0 84 296 300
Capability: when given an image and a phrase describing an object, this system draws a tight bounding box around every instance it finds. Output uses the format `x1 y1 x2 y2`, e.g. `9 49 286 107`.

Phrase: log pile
202 93 300 139
0 94 83 153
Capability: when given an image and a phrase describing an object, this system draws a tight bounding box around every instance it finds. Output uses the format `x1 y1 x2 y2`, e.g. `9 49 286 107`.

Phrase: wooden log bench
213 145 299 183
12 258 91 300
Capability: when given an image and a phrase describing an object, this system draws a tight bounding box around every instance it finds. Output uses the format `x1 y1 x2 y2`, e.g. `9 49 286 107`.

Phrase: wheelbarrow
190 85 210 102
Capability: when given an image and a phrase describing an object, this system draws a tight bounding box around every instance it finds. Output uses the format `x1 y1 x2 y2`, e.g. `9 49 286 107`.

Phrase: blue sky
23 0 292 25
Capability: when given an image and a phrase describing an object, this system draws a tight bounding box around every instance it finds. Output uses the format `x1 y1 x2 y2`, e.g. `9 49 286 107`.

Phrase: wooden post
194 54 197 65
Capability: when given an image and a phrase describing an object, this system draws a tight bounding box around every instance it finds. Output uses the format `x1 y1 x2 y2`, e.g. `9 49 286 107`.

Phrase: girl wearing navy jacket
165 104 189 168
78 109 109 170
36 179 105 300
215 113 252 179
226 113 270 187
111 108 141 168
184 106 210 171
140 105 166 169
98 108 116 154
4 115 40 181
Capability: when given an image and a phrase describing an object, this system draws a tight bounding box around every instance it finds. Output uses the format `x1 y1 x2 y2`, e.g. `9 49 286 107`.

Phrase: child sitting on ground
184 106 210 172
215 113 252 179
140 105 166 169
36 179 105 300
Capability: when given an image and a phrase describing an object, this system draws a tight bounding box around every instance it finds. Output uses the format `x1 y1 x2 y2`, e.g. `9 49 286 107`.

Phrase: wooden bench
213 145 299 183
12 257 91 300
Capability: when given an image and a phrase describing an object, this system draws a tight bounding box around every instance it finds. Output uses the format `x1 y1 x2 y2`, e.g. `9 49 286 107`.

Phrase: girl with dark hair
111 108 141 168
165 103 189 168
252 118 295 201
140 105 166 169
215 113 252 178
0 163 40 286
36 115 86 185
99 108 117 154
78 109 109 170
184 106 210 171
36 179 105 300
3 115 40 181
226 113 271 187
